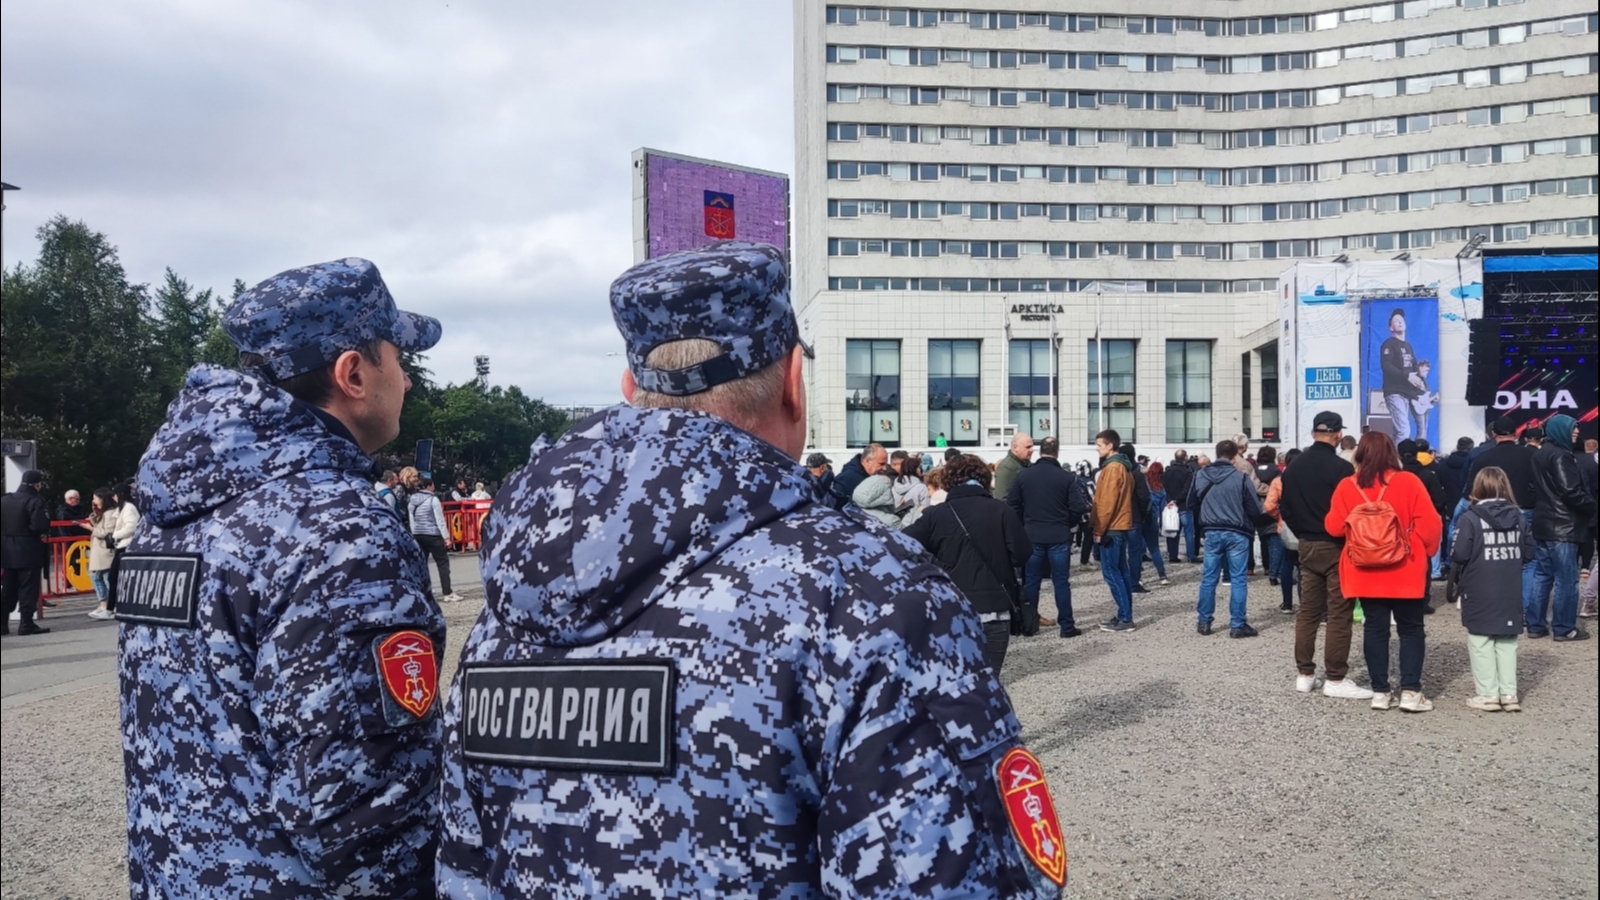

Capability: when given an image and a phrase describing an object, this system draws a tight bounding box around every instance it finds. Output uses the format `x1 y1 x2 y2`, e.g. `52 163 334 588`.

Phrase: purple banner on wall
645 153 788 259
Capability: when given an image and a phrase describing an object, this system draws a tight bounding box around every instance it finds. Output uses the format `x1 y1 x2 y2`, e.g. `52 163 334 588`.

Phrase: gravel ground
3 559 1595 899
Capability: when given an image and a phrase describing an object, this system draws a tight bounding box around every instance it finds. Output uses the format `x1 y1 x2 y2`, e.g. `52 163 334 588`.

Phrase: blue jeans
1260 532 1284 582
1180 510 1198 561
1099 531 1133 623
1129 517 1167 585
91 569 112 602
1025 541 1076 633
1443 497 1469 561
1198 531 1251 629
1528 539 1580 636
1520 509 1537 621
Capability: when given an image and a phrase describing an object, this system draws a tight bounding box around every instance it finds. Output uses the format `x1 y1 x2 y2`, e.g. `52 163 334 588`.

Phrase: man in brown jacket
1090 429 1137 632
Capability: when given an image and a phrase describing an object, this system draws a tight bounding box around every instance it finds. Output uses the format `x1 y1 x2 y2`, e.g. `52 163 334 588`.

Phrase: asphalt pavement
0 554 481 710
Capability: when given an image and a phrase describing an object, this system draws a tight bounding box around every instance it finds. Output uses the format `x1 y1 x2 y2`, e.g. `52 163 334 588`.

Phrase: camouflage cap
610 241 811 396
224 258 442 381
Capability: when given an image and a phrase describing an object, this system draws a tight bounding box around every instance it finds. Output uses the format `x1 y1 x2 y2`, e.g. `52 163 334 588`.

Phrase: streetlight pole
1 182 18 292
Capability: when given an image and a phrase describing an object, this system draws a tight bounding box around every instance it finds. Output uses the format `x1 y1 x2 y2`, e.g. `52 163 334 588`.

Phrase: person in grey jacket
1191 441 1266 637
409 478 462 601
1451 466 1533 711
851 473 905 530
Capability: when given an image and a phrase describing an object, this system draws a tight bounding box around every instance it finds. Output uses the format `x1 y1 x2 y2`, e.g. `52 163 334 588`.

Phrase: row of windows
843 337 1215 447
826 218 1598 263
824 96 1598 151
825 0 1525 36
822 133 1598 186
825 55 1597 109
826 16 1595 71
825 177 1599 227
833 277 1267 294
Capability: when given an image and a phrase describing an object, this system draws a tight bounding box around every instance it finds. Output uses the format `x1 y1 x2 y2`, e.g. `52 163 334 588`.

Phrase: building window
846 339 900 447
1088 340 1136 442
1009 339 1055 439
1165 341 1212 444
1260 343 1280 442
929 340 981 446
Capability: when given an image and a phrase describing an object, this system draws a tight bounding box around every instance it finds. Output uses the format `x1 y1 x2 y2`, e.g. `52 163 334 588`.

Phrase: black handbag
948 504 1030 636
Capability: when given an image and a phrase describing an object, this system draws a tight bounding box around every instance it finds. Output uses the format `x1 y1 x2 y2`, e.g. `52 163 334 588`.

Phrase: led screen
643 152 788 259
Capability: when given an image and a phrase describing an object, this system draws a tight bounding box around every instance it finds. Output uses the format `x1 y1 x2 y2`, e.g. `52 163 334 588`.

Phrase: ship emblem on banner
704 191 736 239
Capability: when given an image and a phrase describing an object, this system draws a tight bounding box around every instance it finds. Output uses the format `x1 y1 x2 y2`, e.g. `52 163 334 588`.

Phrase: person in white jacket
408 478 462 602
87 484 140 620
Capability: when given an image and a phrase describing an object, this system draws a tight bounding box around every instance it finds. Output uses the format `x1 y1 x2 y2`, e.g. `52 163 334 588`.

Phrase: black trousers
3 567 43 625
982 618 1012 672
415 534 453 596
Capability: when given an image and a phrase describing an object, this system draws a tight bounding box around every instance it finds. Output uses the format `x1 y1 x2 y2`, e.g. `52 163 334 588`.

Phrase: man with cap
1279 412 1374 699
119 258 446 898
803 451 839 508
2 469 53 636
436 242 1066 898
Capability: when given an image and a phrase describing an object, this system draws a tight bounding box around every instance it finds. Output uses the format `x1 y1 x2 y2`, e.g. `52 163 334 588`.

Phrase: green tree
0 216 160 493
151 268 218 405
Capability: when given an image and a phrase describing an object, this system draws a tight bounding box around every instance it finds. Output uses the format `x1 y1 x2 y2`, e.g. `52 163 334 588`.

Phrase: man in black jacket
1527 413 1596 641
1278 412 1372 699
1164 451 1196 563
831 443 885 508
1006 437 1090 637
1400 439 1450 583
905 454 1030 668
1 469 53 636
1438 438 1473 503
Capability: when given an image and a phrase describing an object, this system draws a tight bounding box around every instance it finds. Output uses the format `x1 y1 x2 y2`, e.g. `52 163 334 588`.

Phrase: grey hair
630 339 787 430
1231 433 1249 447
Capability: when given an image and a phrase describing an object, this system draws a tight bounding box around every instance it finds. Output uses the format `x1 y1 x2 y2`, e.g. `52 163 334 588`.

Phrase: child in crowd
1449 466 1532 711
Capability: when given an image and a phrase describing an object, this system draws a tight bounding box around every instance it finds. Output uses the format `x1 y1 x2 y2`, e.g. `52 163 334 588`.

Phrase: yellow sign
448 512 464 544
63 539 94 593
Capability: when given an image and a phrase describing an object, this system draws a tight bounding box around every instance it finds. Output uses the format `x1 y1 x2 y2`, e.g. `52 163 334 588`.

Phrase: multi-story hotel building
793 0 1598 450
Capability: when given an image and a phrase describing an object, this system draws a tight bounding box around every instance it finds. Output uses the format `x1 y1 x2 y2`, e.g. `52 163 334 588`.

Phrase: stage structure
1468 254 1599 441
631 148 790 264
1278 258 1484 448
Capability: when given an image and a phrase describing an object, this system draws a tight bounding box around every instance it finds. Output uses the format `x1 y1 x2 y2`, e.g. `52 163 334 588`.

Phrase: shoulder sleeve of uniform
255 518 444 896
815 570 1063 899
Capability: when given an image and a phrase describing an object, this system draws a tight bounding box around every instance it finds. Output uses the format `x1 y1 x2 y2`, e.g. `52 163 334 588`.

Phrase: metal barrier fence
442 500 492 553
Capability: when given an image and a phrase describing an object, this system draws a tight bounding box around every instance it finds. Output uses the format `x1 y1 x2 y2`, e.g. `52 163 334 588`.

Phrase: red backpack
1344 482 1411 569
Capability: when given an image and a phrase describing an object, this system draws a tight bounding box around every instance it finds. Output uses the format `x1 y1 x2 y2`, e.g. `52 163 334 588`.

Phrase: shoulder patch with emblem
374 631 439 724
997 746 1067 887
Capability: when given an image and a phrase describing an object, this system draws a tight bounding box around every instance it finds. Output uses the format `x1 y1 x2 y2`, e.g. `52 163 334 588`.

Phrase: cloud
1 0 794 402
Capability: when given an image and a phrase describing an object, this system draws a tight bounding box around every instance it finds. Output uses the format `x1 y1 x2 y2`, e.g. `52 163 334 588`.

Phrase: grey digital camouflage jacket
121 364 445 898
437 406 1064 899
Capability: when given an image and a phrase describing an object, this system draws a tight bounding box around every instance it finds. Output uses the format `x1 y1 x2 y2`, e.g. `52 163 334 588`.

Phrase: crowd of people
807 411 1599 714
0 239 1594 898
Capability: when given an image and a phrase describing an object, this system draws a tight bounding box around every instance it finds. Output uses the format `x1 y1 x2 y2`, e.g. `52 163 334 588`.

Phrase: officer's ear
621 368 637 404
780 343 806 425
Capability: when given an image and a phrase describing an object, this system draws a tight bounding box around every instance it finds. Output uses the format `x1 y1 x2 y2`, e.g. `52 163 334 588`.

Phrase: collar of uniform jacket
135 364 374 528
479 405 816 647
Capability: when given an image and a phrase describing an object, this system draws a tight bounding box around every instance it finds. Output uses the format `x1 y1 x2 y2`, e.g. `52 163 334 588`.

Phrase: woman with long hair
1325 431 1443 712
1450 466 1531 711
84 488 120 620
1140 462 1170 586
904 454 1029 670
1265 448 1303 613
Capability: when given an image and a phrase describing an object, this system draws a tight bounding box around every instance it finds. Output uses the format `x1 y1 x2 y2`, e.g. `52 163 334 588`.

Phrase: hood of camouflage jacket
480 405 815 647
136 364 373 528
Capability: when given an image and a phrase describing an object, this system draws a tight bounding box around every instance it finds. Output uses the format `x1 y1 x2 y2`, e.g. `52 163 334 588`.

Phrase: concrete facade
793 0 1599 449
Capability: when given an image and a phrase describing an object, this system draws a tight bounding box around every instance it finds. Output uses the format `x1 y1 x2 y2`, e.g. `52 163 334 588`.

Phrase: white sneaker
1399 690 1434 713
441 593 465 603
1499 694 1522 712
1371 692 1395 711
1296 674 1324 693
87 608 115 620
1323 678 1375 700
1159 578 1171 586
1465 695 1502 712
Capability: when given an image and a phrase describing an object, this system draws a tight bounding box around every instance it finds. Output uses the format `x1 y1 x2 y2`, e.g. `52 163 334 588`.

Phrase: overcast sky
1 0 794 404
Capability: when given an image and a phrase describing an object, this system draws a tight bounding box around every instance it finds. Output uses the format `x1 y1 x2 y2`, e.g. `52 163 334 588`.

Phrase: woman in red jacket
1325 431 1444 712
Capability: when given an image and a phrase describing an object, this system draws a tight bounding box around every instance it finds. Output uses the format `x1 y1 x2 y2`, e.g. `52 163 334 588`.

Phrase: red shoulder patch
997 747 1067 886
376 631 438 718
